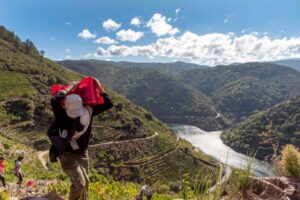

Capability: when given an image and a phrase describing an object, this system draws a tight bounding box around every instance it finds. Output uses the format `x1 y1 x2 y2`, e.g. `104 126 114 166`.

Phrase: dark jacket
48 93 113 155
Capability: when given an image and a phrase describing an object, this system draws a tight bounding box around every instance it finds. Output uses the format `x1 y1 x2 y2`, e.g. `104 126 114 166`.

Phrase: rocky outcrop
245 177 299 200
221 176 300 200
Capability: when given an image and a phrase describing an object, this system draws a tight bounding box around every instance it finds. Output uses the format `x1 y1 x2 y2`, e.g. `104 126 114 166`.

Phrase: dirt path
90 132 159 148
37 150 49 170
0 97 21 105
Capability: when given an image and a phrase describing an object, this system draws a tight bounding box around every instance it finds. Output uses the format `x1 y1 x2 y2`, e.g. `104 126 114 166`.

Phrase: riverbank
170 124 274 177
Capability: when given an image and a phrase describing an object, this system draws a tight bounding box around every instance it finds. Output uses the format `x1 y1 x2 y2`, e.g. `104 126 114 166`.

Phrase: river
170 124 273 177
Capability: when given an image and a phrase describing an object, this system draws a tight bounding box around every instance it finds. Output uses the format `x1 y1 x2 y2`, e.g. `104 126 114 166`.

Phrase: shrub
180 174 195 199
0 191 9 200
48 181 70 198
169 182 180 193
280 144 300 178
5 98 35 121
153 183 169 194
145 113 153 120
115 103 123 111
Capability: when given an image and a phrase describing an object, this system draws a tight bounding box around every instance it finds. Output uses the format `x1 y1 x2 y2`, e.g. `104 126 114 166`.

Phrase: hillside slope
180 62 300 123
59 60 230 131
0 26 219 185
221 96 300 160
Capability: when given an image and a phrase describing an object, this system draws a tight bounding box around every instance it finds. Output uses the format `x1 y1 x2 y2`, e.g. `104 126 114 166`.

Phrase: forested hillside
59 60 230 131
59 59 206 76
0 26 219 186
221 96 300 160
180 62 300 123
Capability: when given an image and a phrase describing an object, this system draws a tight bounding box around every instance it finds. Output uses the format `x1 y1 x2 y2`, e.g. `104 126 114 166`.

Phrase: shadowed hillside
221 96 300 160
180 62 300 123
59 60 230 131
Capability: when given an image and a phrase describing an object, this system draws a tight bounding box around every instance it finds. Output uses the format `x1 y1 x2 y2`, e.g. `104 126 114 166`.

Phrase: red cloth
51 77 104 105
0 161 5 173
26 180 36 187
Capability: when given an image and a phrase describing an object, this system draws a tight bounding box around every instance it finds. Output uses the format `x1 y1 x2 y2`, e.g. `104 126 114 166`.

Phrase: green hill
59 60 230 131
180 62 300 123
0 26 219 186
221 96 300 160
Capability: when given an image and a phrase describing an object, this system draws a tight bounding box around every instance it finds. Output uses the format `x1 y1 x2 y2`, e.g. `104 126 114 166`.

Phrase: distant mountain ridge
179 62 300 123
273 58 300 72
59 60 230 131
60 59 207 75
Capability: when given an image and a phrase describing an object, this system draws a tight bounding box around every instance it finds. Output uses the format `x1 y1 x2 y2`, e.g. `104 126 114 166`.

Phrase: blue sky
1 0 300 65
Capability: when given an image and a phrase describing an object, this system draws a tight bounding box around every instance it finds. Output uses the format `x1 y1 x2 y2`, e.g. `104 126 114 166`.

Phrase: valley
1 24 300 199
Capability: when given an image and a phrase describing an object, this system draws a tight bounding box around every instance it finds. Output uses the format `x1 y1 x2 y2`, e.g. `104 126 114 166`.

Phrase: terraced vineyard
138 148 218 184
89 130 219 184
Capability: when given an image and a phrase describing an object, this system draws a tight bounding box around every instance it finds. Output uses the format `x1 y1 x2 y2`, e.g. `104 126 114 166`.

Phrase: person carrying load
48 77 113 200
0 156 6 188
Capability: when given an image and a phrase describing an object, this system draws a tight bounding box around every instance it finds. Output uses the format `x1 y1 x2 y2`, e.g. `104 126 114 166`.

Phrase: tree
24 39 38 55
40 50 45 58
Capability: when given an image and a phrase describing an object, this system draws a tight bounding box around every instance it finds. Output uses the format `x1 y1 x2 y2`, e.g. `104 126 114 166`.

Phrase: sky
1 0 300 65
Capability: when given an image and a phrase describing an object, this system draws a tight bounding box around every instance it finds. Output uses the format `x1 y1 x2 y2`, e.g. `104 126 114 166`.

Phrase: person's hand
65 81 78 92
93 77 105 93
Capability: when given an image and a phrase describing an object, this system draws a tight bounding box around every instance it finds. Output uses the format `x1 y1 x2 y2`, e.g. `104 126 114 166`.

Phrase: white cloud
94 37 118 44
224 18 229 24
103 19 121 31
77 29 96 39
96 31 300 66
66 22 72 26
131 17 141 27
65 55 71 59
65 49 71 54
173 8 181 22
146 13 179 36
116 29 144 42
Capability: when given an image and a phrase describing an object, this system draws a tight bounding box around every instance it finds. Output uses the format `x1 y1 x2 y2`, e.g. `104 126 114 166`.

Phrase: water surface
171 124 273 177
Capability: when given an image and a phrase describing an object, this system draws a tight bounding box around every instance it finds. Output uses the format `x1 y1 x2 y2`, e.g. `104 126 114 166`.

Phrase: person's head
64 94 84 119
17 156 24 161
0 156 4 161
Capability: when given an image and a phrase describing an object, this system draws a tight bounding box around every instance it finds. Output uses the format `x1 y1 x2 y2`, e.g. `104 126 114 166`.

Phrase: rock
250 177 300 200
43 192 66 200
20 192 65 200
252 178 286 199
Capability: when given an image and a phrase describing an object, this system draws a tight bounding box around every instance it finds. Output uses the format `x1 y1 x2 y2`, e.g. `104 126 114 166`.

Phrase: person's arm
51 93 66 121
92 93 114 116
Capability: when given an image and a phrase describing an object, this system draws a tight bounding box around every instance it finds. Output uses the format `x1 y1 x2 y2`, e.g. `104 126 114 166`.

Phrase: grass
0 71 36 100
